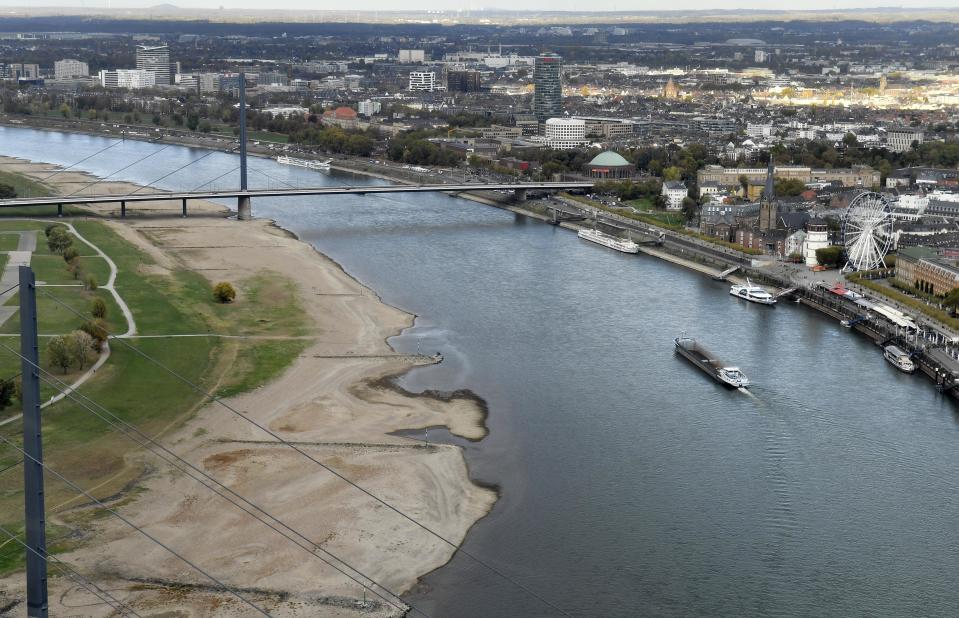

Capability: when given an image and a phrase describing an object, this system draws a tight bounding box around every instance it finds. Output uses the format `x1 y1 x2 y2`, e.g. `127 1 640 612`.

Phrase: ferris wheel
842 191 893 271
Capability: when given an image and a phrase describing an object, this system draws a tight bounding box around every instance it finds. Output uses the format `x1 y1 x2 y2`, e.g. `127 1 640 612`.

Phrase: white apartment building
198 72 220 94
398 49 426 63
746 123 773 139
544 118 587 150
99 69 155 89
885 128 924 153
408 71 437 91
661 181 688 211
54 58 89 80
358 99 381 116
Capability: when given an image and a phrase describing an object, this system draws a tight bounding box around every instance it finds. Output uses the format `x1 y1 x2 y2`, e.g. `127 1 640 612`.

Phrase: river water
2 127 958 617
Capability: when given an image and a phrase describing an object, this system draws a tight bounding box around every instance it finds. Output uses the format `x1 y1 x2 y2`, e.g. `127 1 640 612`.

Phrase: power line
37 287 575 618
0 521 142 617
0 432 273 617
0 341 418 616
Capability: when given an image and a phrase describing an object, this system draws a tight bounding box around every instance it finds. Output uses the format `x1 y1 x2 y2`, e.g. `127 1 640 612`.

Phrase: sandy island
0 155 497 616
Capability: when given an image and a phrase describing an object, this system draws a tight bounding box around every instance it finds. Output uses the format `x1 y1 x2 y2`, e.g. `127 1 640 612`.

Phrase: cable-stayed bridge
0 181 595 219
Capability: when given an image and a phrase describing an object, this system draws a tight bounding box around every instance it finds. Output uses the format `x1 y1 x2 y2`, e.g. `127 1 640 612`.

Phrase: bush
815 246 844 267
85 274 98 291
213 282 236 303
47 228 72 255
91 297 107 319
62 246 80 264
80 319 108 351
47 335 73 374
0 378 15 410
0 183 15 199
69 330 97 370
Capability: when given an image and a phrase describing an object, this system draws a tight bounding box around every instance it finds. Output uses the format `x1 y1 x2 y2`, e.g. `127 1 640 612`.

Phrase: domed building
584 151 635 179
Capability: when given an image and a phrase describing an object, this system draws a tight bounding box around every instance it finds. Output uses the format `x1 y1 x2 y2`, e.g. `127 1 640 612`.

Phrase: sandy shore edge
0 153 498 617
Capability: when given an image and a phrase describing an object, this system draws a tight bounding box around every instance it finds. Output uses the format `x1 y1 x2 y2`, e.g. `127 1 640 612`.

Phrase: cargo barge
674 334 750 388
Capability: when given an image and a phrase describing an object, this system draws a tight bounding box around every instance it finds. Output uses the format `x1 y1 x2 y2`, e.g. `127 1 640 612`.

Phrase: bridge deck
0 182 593 209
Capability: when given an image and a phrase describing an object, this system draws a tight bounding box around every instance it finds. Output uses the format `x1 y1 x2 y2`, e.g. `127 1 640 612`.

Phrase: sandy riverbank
0 155 496 616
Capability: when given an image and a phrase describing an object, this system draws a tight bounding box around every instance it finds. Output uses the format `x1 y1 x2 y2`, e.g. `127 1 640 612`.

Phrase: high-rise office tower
136 45 171 86
533 52 563 123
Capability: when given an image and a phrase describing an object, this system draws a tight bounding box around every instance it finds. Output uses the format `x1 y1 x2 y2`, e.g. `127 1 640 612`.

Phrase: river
2 126 958 617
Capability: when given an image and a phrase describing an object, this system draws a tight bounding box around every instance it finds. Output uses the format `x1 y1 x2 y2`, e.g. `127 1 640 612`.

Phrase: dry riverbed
0 156 495 616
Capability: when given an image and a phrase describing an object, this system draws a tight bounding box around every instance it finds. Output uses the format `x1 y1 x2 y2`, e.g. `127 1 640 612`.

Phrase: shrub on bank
213 282 236 303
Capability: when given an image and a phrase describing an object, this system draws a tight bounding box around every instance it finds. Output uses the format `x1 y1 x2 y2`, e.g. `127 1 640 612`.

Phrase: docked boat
674 334 750 388
577 228 639 254
729 278 777 305
276 155 332 170
883 345 916 373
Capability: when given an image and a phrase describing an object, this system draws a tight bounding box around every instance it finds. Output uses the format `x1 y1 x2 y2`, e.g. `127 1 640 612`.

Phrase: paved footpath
0 230 36 325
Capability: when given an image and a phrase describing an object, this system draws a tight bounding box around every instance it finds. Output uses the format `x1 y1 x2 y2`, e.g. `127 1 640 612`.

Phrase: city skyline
3 1 959 11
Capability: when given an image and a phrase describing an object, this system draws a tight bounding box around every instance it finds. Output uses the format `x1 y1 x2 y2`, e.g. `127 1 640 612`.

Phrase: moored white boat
577 228 639 254
883 345 916 373
729 278 777 305
276 155 332 170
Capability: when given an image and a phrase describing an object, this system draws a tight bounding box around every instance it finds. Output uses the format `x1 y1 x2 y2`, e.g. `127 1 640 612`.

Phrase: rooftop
587 151 631 168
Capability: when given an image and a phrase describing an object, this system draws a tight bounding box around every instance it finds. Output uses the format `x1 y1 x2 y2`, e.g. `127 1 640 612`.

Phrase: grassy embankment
0 218 310 575
0 169 85 217
563 193 764 256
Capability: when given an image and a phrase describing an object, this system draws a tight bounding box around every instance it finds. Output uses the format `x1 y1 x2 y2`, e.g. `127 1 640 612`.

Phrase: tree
47 335 74 374
815 246 844 267
681 197 698 222
662 166 683 182
213 282 236 303
69 330 96 370
80 319 108 351
62 246 80 264
943 287 959 308
0 378 14 410
85 274 98 291
0 183 15 199
59 103 71 118
91 297 107 319
47 228 72 255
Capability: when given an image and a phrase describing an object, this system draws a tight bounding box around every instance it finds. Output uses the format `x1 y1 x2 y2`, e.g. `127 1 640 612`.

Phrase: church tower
758 158 777 231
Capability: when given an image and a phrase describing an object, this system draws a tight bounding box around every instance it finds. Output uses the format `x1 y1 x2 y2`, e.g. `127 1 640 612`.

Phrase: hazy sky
3 0 959 10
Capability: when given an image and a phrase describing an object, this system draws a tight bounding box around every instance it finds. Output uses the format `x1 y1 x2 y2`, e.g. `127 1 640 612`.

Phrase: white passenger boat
883 345 916 373
276 155 332 170
729 278 777 305
577 228 639 254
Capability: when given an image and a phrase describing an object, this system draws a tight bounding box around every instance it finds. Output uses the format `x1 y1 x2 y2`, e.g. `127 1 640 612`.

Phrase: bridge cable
188 165 240 192
0 432 274 617
0 341 420 617
62 145 173 199
34 139 126 185
127 150 219 196
0 520 143 617
36 287 575 618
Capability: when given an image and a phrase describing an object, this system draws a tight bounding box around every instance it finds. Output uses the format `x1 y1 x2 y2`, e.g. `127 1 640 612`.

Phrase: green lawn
0 235 20 252
247 130 290 144
0 218 311 572
0 170 51 200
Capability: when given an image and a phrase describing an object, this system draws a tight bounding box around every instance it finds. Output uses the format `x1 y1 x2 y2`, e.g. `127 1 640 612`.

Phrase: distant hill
3 6 959 25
